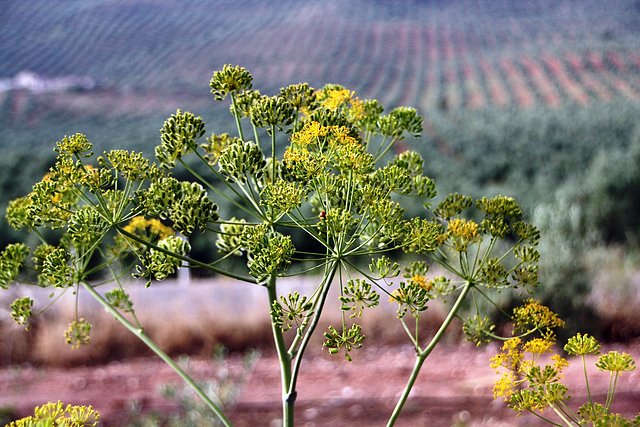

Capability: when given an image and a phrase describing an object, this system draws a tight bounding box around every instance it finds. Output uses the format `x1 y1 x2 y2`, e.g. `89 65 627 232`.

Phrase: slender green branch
80 282 232 427
230 92 245 141
288 261 339 395
387 281 473 426
114 224 257 284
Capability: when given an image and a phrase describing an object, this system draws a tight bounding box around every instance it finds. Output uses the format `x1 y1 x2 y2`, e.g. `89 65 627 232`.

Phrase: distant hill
1 0 639 121
0 0 639 203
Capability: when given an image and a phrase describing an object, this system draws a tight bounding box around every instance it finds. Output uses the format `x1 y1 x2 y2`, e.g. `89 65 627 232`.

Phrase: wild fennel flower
564 332 601 355
8 401 100 427
65 318 92 349
447 217 481 251
209 64 253 100
596 351 636 373
0 243 28 289
512 299 565 335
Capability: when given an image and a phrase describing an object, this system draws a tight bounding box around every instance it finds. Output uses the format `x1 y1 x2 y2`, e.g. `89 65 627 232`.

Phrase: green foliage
0 65 586 426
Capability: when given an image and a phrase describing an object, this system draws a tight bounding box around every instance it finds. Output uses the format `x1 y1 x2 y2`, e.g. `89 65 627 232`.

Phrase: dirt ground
1 343 639 427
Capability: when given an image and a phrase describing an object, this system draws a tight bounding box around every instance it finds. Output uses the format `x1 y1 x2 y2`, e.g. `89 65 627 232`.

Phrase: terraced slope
1 0 639 115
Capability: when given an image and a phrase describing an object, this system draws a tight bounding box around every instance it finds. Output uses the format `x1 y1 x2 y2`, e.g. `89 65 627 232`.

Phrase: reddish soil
2 343 639 426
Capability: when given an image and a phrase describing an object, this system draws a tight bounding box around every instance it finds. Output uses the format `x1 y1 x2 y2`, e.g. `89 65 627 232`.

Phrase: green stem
386 281 473 426
527 409 564 427
114 225 256 284
288 261 340 398
271 124 277 181
266 275 294 426
548 403 576 427
606 371 619 410
80 282 232 427
582 354 593 404
230 93 245 141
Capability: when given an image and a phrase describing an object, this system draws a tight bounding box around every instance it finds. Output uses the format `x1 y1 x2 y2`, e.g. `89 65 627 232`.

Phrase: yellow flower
523 338 554 356
493 371 516 400
551 354 569 376
447 218 480 251
321 88 354 110
513 299 565 334
123 216 174 240
291 121 329 146
411 275 432 291
389 288 405 303
349 97 366 121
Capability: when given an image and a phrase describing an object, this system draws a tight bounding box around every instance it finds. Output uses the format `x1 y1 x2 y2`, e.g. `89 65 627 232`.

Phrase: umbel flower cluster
1 65 625 426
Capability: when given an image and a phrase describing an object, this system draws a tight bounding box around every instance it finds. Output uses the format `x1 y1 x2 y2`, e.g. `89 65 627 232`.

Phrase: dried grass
1 277 449 367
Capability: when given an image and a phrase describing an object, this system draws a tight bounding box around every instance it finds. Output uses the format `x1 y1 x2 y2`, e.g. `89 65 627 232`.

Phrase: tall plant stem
80 282 232 427
266 275 294 426
386 281 473 426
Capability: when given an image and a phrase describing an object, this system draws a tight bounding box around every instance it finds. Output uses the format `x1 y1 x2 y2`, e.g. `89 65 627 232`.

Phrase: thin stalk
606 371 619 410
266 275 294 427
527 409 564 427
387 281 473 426
80 282 232 427
179 157 256 218
399 317 419 349
230 93 245 141
548 403 575 427
582 354 593 404
114 224 256 284
287 261 340 396
271 124 277 181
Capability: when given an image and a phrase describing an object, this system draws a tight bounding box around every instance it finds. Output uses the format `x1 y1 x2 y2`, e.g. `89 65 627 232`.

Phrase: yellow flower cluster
513 299 565 335
447 218 480 251
321 88 354 110
123 216 174 241
8 400 100 427
291 121 329 146
410 274 432 291
389 288 405 303
490 335 569 403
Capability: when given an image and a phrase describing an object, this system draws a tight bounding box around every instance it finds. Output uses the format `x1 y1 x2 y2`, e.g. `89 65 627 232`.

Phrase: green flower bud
65 318 91 349
6 196 36 230
38 246 74 288
156 109 205 168
200 133 242 166
271 291 313 333
105 288 134 313
216 218 248 256
596 351 636 373
250 95 295 132
10 296 34 328
68 207 111 251
136 236 191 282
564 333 601 356
434 193 473 219
55 133 93 157
369 255 400 279
100 150 155 181
339 279 380 318
0 243 28 289
478 257 509 288
279 83 317 111
323 323 365 361
209 64 253 101
231 89 262 118
218 140 266 183
463 315 496 346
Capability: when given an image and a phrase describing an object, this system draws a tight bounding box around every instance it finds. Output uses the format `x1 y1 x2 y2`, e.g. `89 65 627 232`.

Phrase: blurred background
1 0 640 365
